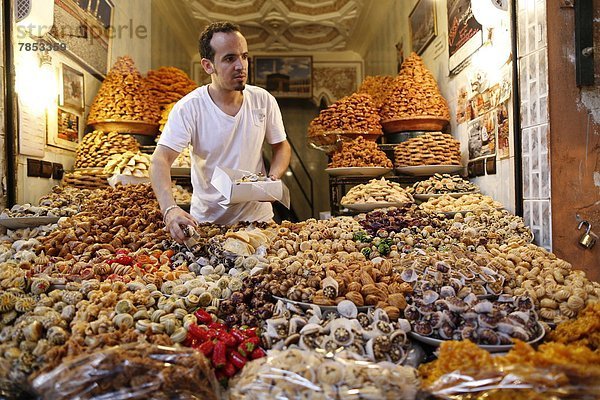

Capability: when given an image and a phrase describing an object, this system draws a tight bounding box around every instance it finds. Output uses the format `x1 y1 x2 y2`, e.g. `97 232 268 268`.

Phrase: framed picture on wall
48 107 82 151
253 56 312 98
60 64 84 112
409 0 437 56
447 0 484 74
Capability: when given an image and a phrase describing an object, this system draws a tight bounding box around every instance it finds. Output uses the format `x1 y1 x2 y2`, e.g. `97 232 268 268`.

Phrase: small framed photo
253 56 312 98
60 63 84 112
48 107 81 151
409 0 437 56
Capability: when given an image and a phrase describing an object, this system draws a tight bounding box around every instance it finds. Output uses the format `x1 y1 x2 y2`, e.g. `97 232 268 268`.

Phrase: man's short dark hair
199 22 241 61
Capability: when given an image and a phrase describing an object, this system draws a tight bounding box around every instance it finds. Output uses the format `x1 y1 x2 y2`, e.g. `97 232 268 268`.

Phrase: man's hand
163 206 198 243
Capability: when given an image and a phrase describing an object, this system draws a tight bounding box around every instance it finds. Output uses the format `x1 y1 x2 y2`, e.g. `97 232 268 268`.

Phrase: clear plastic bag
425 363 600 399
229 348 420 400
30 344 220 400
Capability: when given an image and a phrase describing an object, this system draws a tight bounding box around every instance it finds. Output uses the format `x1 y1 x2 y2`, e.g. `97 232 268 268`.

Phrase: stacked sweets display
374 53 461 173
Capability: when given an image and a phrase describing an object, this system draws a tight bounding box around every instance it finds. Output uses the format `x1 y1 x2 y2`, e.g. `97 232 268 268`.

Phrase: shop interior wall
547 1 600 279
364 0 517 213
16 0 151 204
150 1 192 75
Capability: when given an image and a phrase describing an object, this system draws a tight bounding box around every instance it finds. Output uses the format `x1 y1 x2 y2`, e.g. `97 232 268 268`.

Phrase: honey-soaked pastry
308 93 382 137
329 136 392 168
548 303 600 349
87 56 161 124
145 67 197 111
357 75 396 111
381 52 450 121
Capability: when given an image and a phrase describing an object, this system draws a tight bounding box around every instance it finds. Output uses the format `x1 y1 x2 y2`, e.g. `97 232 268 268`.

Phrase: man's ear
201 58 214 74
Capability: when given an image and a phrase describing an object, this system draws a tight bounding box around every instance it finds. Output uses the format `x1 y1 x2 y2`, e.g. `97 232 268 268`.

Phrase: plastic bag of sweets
30 344 220 400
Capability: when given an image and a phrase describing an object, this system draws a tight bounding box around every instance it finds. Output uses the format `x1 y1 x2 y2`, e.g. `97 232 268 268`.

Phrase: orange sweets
87 56 161 124
328 136 392 168
145 66 197 111
381 52 450 121
308 93 382 137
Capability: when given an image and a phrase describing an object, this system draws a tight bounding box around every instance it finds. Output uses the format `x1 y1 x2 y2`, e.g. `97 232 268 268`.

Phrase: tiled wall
517 0 552 250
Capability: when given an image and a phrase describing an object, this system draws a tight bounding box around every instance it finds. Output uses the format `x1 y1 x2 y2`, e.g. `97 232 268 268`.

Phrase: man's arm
268 140 291 179
150 144 197 243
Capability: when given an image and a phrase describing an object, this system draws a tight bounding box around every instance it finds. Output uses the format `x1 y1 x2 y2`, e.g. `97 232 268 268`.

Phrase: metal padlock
578 221 597 249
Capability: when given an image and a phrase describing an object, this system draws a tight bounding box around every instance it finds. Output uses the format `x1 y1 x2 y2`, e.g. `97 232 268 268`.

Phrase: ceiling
154 0 394 58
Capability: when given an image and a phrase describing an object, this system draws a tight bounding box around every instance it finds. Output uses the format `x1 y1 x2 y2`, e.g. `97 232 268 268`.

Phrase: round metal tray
88 120 159 136
381 116 449 133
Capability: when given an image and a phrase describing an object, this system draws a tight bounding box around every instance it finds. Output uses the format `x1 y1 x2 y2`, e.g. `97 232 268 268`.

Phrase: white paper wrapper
211 166 290 209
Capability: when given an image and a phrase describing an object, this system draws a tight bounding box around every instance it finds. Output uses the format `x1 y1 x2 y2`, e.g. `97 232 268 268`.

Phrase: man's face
207 31 249 92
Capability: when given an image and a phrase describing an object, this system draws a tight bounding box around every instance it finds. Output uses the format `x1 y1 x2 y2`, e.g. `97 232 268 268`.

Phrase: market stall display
74 130 140 169
380 52 450 132
419 340 600 398
419 193 504 214
307 93 382 151
229 348 420 400
87 56 161 132
340 178 414 209
0 182 597 398
357 75 396 111
31 344 219 400
158 102 176 134
394 131 462 167
103 151 152 178
409 174 479 198
327 136 393 170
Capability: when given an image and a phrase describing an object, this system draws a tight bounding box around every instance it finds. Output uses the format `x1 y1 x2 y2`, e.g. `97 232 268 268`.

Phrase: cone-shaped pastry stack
308 93 382 137
87 56 161 124
357 75 395 111
381 52 450 121
145 66 197 111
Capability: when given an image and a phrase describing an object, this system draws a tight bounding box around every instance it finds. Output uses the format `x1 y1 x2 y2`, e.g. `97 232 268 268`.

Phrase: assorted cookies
419 193 504 213
394 132 461 166
381 52 450 121
103 151 151 178
341 178 414 205
87 56 161 124
410 174 478 195
329 136 393 168
74 130 140 169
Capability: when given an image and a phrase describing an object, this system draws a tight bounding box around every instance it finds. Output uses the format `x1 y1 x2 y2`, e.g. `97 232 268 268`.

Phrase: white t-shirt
158 84 287 225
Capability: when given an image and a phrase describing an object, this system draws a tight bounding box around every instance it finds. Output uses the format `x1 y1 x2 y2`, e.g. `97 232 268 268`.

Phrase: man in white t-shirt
151 22 291 243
